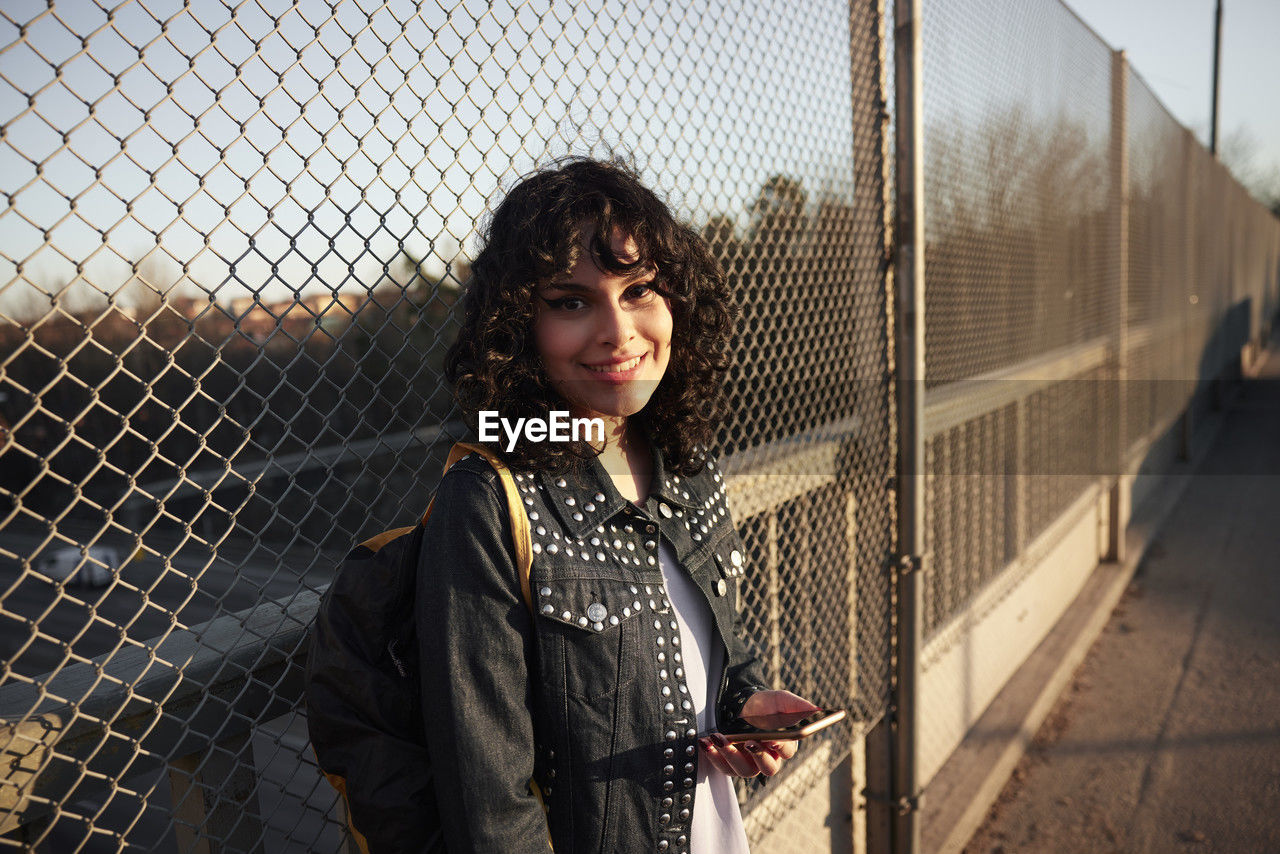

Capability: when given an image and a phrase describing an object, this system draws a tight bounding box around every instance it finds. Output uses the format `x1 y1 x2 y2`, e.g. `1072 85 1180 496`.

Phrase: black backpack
305 442 533 852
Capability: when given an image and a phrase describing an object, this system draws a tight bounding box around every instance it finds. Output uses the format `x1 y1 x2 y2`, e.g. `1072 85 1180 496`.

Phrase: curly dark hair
444 155 735 476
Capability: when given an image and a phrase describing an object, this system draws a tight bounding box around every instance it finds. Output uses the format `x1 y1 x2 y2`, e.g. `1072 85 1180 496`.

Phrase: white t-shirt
658 540 751 854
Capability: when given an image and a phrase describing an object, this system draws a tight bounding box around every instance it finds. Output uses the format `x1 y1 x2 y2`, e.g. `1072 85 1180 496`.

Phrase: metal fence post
1106 49 1130 563
892 0 925 851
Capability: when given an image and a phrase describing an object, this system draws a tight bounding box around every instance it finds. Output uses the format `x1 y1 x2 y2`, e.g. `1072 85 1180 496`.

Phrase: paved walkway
965 338 1280 853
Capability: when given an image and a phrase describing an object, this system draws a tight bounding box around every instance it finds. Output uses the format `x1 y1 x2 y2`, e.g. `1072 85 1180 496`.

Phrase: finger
760 739 798 760
749 748 784 777
713 734 763 777
700 738 736 775
742 741 786 776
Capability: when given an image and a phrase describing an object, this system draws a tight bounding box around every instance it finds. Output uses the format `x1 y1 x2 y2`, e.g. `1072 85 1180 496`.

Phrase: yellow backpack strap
428 442 535 614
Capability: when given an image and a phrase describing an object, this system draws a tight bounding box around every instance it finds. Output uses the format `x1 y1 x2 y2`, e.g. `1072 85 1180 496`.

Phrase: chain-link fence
4 0 1279 851
1 0 894 850
914 0 1280 793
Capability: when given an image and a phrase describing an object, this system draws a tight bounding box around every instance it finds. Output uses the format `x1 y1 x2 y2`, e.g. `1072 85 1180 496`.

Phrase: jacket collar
534 434 715 539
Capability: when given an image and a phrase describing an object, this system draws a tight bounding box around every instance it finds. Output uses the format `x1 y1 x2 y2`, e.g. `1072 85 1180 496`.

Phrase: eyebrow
541 270 656 293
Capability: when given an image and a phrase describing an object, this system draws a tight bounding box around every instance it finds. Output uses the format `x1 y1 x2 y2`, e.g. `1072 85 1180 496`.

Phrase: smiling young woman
320 157 820 853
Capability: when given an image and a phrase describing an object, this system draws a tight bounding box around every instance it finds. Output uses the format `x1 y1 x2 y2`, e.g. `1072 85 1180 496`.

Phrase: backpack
305 442 533 853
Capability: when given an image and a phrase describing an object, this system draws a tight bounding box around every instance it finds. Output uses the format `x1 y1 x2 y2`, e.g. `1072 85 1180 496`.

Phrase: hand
699 690 820 778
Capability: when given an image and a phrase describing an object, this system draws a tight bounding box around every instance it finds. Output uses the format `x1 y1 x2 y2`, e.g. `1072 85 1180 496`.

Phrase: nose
597 297 635 347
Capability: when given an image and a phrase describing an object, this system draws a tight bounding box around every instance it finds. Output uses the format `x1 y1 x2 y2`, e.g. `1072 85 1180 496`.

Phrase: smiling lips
584 355 644 374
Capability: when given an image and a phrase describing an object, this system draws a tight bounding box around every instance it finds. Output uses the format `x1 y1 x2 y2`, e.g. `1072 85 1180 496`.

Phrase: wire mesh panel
918 0 1117 635
1 0 894 850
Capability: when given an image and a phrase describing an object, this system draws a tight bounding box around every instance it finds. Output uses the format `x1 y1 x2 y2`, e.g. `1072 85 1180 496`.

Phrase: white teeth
586 356 642 373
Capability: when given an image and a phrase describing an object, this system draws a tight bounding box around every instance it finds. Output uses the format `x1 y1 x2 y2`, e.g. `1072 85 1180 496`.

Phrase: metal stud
659 503 672 518
594 492 605 502
577 616 588 628
541 604 553 615
584 503 595 512
547 543 559 554
565 497 575 507
587 603 607 622
572 512 583 522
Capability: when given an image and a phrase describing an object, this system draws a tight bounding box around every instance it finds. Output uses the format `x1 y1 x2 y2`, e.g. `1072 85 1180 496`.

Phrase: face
532 230 673 426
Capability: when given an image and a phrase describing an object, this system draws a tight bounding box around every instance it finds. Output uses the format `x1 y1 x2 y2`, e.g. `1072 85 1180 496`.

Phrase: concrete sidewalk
964 343 1280 853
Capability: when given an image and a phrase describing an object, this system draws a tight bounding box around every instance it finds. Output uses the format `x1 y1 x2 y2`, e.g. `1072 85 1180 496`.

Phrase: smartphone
717 708 846 743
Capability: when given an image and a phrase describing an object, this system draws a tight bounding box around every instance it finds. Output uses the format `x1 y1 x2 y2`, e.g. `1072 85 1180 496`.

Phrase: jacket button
587 603 607 622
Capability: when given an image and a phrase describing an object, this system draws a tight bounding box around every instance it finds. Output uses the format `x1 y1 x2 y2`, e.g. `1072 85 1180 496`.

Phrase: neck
589 418 653 504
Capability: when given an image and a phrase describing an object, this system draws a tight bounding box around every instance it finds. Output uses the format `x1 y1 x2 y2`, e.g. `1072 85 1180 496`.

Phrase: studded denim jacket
415 443 767 854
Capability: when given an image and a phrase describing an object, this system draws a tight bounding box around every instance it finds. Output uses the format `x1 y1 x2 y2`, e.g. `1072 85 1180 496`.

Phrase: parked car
35 545 119 587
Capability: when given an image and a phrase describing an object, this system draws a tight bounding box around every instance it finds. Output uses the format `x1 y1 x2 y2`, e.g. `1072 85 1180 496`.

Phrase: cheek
534 318 577 368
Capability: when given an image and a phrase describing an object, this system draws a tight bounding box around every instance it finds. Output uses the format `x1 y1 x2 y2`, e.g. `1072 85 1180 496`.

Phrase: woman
423 157 816 852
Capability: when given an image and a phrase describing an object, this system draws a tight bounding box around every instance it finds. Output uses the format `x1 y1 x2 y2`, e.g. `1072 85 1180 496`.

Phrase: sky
0 0 860 316
1 0 1276 321
1065 0 1280 187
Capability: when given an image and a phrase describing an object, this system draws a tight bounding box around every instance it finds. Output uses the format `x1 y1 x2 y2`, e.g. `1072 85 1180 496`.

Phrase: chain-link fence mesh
915 0 1280 790
919 0 1117 643
5 0 1279 849
1 0 894 849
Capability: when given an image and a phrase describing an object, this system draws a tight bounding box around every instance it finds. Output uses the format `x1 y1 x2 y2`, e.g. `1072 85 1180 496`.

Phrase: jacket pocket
534 568 646 700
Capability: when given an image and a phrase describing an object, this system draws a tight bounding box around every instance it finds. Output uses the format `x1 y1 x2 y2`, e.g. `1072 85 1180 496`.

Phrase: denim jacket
416 443 767 853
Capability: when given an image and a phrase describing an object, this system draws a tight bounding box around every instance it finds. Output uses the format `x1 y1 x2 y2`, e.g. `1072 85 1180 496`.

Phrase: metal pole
1106 50 1130 563
1210 0 1223 157
892 0 925 851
